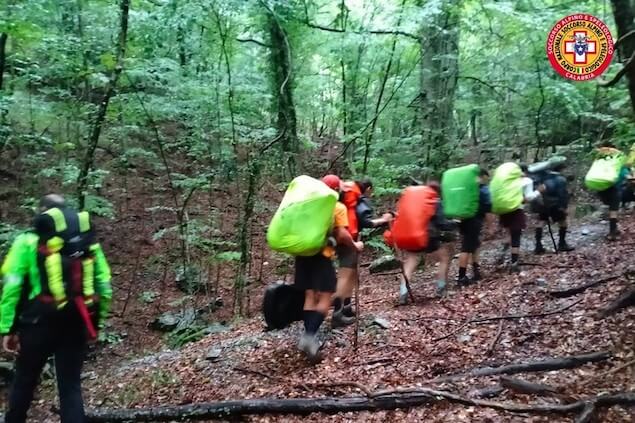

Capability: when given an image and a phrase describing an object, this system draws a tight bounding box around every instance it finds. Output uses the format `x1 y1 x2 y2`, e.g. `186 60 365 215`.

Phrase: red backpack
341 181 363 240
384 186 438 251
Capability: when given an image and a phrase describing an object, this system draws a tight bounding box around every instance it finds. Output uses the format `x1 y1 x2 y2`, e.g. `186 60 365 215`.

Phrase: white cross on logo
564 30 596 65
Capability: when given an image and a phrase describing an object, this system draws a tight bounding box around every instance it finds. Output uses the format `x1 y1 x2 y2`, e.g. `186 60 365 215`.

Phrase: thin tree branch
236 37 272 48
598 49 635 87
614 29 635 51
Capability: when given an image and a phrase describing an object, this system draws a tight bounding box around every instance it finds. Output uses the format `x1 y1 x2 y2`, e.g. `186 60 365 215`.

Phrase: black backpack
262 282 304 330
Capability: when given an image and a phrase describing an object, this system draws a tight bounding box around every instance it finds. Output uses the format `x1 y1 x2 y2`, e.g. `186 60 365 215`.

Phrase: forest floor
77 212 633 422
2 179 634 422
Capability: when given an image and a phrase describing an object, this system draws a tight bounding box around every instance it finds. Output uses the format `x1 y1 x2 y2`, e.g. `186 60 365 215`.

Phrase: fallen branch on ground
469 298 583 324
549 273 625 298
431 350 612 383
486 320 504 354
599 287 635 317
433 299 582 342
575 402 596 423
499 376 559 396
85 388 635 422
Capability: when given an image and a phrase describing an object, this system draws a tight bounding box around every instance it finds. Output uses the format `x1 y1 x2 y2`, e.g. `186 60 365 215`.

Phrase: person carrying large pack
332 179 392 328
265 175 362 362
1 194 112 423
584 141 627 241
384 181 455 304
442 165 491 286
490 163 544 273
527 157 574 254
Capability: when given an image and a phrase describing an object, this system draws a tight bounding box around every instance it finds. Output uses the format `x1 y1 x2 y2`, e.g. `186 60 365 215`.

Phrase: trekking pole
393 244 416 303
546 220 559 254
353 243 361 352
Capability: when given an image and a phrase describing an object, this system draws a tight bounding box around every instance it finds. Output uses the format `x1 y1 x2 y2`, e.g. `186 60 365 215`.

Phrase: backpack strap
78 211 90 233
43 208 67 232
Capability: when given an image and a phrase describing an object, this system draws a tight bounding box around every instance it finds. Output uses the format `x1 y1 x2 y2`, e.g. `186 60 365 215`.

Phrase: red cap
322 174 341 191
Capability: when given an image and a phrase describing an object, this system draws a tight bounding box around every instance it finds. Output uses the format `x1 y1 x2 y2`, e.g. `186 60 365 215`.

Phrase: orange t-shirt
322 202 348 258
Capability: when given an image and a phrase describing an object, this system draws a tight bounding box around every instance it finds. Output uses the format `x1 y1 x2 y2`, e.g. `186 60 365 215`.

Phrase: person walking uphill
384 182 454 305
530 161 574 254
1 194 112 423
490 163 544 273
332 178 392 328
585 142 629 241
457 169 491 285
266 175 362 362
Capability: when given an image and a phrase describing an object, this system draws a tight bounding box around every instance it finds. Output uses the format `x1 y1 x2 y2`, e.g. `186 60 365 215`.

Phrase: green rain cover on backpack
584 151 625 192
441 164 480 219
490 162 523 215
266 175 338 256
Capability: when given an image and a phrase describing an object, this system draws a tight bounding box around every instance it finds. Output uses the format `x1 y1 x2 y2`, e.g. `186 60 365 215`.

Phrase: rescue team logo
547 14 614 81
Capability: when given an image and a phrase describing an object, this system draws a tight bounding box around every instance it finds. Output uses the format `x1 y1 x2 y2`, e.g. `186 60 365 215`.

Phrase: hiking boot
398 292 409 305
331 309 355 329
534 244 546 255
557 241 575 252
436 280 447 298
510 262 521 274
456 276 472 287
298 333 320 362
471 270 481 283
606 231 620 242
342 305 355 318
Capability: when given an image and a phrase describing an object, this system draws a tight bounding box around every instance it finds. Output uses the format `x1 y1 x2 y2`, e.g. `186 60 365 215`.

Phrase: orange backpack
384 186 438 251
342 181 362 239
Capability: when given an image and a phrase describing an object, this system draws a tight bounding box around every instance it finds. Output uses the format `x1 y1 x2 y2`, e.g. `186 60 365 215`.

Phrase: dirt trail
76 212 635 422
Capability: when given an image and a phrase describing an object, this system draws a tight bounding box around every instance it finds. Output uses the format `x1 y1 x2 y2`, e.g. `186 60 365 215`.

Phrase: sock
399 281 408 296
558 227 567 244
511 253 519 264
304 311 324 335
343 298 351 308
332 297 343 312
610 218 617 233
436 279 446 290
458 267 467 279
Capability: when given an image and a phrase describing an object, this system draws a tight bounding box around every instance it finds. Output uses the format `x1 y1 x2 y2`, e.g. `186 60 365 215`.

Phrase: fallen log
432 350 611 383
599 287 635 317
85 390 635 422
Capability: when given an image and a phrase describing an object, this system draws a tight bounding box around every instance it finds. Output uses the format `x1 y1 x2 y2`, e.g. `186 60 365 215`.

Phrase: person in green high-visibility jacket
1 194 112 423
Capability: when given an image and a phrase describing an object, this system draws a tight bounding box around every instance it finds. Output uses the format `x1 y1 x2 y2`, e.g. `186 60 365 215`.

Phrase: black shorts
406 237 441 255
336 245 358 269
598 185 620 211
499 209 526 232
294 254 337 293
459 217 483 253
537 207 567 223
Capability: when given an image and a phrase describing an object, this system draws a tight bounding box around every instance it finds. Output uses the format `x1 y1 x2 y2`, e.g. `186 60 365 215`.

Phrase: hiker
295 175 362 360
530 161 575 254
386 182 455 305
332 179 392 328
491 163 544 273
455 169 491 285
585 142 629 241
1 194 112 423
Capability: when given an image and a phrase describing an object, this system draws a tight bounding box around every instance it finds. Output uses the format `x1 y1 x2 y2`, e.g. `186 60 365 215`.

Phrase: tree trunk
419 0 460 173
610 0 635 113
267 9 298 176
76 0 130 208
0 32 7 91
